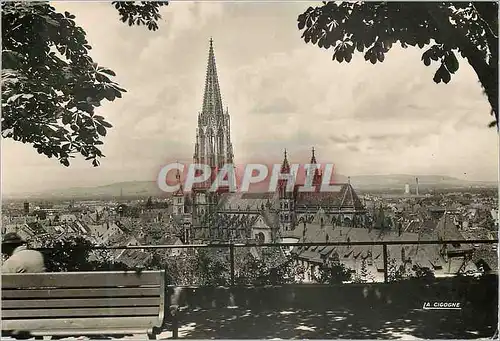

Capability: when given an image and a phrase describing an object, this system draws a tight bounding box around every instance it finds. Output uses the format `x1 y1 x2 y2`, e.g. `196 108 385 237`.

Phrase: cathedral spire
194 39 234 173
310 147 317 164
281 149 290 174
174 163 184 196
202 38 223 118
310 147 322 189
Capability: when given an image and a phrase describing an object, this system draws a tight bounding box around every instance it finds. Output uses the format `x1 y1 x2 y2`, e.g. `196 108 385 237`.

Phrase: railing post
229 244 235 286
383 244 388 283
169 305 179 339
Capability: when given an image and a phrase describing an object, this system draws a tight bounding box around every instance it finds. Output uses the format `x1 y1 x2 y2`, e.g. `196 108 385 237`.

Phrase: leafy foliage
298 2 498 127
112 1 168 31
235 247 298 285
38 235 130 271
353 258 374 283
146 248 230 286
386 257 436 282
316 261 355 284
197 249 231 286
147 247 299 286
387 257 411 282
1 1 168 167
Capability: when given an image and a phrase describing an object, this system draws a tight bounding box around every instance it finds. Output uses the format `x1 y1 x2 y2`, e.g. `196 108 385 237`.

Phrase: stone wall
167 275 497 326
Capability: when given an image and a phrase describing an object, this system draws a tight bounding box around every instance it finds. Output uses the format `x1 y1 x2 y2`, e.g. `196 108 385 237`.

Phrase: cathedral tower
192 39 234 233
193 38 234 170
278 149 294 232
172 166 185 216
309 147 322 191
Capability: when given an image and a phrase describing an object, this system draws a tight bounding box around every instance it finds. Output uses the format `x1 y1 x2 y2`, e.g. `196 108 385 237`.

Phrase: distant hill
3 174 496 201
345 174 496 191
5 181 166 201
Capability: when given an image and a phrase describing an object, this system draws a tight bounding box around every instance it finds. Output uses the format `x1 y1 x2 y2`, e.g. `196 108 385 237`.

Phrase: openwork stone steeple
193 39 234 171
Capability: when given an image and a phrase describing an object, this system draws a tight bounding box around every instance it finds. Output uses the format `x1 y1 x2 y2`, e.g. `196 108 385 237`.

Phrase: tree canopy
298 2 498 128
1 1 168 167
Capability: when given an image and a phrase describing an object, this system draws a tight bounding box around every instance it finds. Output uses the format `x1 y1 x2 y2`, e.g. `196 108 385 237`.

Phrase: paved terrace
2 307 495 340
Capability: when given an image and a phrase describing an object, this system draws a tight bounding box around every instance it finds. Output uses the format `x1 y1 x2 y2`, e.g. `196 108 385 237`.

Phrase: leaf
335 50 344 62
441 65 451 84
95 73 111 83
433 69 442 83
98 67 117 77
444 52 459 74
298 14 306 30
344 52 352 62
104 87 116 101
114 88 122 98
356 41 364 52
62 114 73 125
96 124 107 137
61 158 70 167
100 120 112 128
377 52 385 62
421 49 432 66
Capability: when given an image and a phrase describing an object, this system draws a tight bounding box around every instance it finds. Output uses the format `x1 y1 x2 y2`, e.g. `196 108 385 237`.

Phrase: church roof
294 183 364 209
217 192 279 211
289 224 449 272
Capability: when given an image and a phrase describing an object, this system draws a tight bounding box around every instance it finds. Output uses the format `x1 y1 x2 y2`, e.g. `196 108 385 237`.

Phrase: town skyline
2 1 498 195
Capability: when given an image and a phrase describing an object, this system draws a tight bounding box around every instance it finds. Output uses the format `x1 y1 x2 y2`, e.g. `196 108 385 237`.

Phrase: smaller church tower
309 147 322 191
278 149 295 232
172 166 185 216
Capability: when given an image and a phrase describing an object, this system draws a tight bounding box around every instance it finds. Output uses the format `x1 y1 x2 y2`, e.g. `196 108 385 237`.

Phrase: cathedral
172 39 367 244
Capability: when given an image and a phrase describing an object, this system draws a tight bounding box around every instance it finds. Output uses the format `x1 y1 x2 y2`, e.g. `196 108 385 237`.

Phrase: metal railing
36 239 498 284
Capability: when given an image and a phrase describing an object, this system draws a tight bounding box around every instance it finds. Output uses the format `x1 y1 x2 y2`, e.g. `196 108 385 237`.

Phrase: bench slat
3 307 160 319
2 271 162 289
2 316 159 333
2 287 160 299
2 297 160 309
3 328 154 337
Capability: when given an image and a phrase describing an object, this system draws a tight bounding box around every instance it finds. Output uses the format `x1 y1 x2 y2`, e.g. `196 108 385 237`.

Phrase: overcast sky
2 1 498 195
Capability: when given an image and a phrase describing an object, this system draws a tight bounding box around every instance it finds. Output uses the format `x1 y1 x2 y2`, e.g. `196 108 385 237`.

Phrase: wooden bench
2 270 179 339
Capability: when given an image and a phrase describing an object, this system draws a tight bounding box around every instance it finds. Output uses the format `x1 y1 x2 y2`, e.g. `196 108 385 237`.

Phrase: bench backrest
2 270 166 336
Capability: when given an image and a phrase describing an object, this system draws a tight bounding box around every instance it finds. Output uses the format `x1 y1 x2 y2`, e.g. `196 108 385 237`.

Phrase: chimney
415 177 419 196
